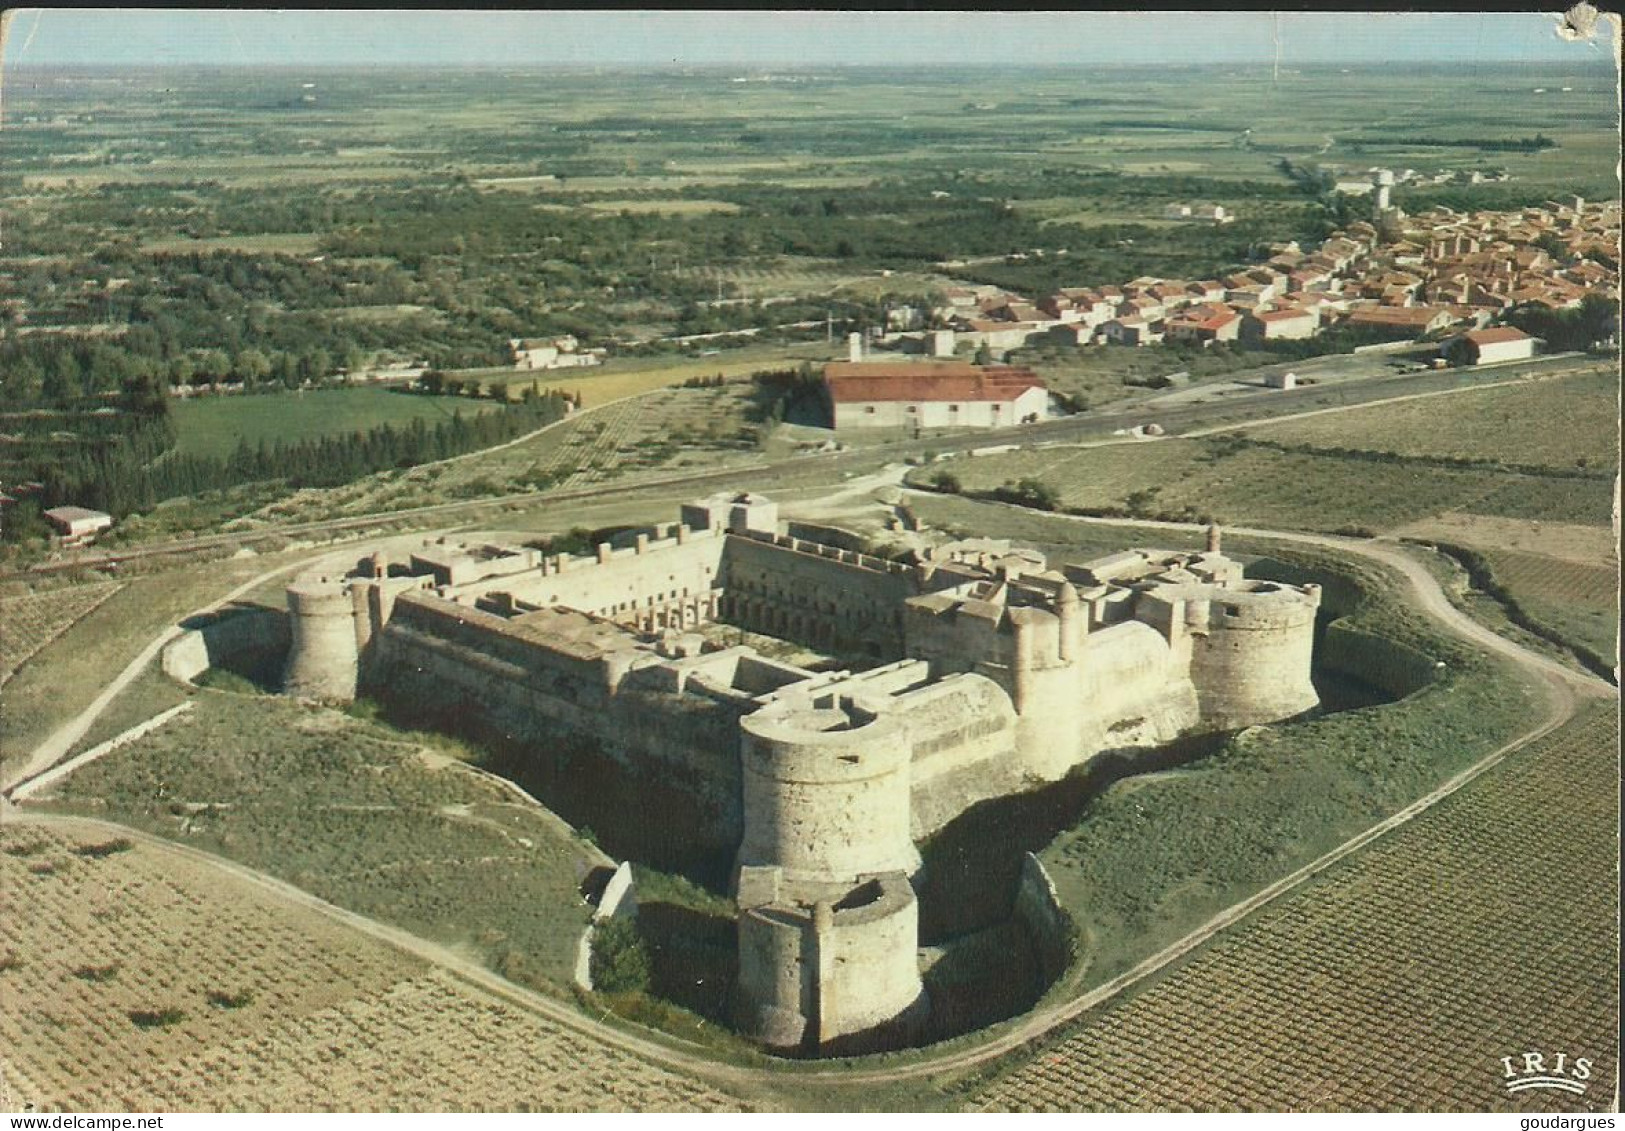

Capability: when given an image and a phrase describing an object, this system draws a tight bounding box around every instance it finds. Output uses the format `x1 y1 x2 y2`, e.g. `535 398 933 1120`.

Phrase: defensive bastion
279 492 1319 1054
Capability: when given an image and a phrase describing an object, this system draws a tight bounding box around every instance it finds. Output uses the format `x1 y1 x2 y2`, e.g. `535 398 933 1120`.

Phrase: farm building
43 505 113 546
1450 326 1538 365
509 336 603 371
823 362 1048 430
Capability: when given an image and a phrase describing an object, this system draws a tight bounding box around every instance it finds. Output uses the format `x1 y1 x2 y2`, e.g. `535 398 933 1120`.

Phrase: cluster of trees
3 161 1346 407
1346 133 1556 153
1506 294 1617 353
748 364 830 428
4 388 570 539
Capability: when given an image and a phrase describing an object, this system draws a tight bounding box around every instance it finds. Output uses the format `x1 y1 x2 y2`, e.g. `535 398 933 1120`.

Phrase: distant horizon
3 58 1617 73
2 10 1614 69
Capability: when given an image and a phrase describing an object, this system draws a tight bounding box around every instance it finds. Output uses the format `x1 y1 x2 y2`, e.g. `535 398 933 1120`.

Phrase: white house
1244 306 1320 341
509 336 602 370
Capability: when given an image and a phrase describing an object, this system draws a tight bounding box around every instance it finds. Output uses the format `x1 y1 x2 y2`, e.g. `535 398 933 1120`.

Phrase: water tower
1375 169 1395 212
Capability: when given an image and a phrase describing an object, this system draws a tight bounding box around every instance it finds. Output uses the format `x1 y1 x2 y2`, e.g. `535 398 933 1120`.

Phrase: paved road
8 354 1606 583
5 495 1612 1094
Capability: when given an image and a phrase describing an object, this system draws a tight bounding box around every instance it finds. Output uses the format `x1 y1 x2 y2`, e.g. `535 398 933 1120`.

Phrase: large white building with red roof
823 362 1049 430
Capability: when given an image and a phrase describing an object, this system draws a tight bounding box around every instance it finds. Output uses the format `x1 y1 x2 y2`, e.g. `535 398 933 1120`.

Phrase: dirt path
0 559 306 796
4 494 1610 1096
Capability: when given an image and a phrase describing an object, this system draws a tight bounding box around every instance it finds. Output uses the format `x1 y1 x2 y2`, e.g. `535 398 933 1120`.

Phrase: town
869 194 1616 376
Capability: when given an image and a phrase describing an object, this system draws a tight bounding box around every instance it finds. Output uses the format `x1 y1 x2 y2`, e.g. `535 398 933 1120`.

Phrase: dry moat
183 492 1406 1057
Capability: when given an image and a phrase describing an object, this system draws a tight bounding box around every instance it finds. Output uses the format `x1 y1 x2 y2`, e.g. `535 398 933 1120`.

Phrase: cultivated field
477 340 834 405
171 387 502 460
1233 370 1620 472
921 437 1615 535
0 580 125 685
973 705 1619 1112
138 233 322 255
0 822 751 1112
42 691 600 990
1477 547 1618 662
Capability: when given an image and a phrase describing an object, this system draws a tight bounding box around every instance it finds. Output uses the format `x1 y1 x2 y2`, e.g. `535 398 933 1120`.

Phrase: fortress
281 493 1321 1054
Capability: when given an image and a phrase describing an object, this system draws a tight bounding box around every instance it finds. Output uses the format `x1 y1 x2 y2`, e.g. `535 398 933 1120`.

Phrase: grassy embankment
41 689 600 992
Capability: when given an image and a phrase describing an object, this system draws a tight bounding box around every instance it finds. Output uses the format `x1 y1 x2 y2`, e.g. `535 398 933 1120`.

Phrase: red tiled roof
1344 305 1449 326
824 363 1046 404
1463 327 1533 346
1253 307 1313 323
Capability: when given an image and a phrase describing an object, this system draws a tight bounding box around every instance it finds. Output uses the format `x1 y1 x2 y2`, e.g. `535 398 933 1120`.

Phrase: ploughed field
972 705 1619 1112
0 823 750 1112
0 581 125 685
923 436 1615 534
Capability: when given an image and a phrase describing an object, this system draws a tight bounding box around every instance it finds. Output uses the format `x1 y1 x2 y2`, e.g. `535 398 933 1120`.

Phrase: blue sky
0 10 1612 69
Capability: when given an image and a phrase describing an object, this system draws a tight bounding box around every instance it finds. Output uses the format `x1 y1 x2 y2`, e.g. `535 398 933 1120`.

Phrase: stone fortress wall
277 492 1321 1055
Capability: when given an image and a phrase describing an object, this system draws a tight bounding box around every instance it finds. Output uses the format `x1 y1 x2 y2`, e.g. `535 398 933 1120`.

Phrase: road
4 488 1613 1096
7 353 1607 584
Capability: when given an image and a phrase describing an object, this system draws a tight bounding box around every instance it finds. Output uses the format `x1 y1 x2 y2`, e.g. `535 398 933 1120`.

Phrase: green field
170 388 502 460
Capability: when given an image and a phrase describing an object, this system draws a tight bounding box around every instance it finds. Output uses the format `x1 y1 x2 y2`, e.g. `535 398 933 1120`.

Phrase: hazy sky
0 9 1613 69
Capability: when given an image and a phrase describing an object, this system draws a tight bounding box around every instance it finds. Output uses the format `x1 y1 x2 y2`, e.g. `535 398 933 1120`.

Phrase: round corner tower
737 700 918 882
282 576 361 702
734 698 927 1053
1187 580 1321 729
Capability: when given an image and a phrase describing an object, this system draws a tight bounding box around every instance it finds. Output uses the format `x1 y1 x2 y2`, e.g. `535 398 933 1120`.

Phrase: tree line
3 387 571 541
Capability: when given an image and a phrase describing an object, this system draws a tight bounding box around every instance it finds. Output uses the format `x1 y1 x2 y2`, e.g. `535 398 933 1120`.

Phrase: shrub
993 476 1060 511
590 918 652 994
206 989 254 1009
74 838 134 858
129 1007 187 1029
72 963 121 983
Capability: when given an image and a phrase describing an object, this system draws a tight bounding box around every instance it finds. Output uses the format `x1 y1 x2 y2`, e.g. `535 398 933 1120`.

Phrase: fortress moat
276 493 1327 1055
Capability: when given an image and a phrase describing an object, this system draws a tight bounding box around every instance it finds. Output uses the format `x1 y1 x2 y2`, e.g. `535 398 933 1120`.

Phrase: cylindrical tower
737 701 918 883
1056 582 1082 662
736 873 928 1054
1187 581 1321 729
283 577 360 702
